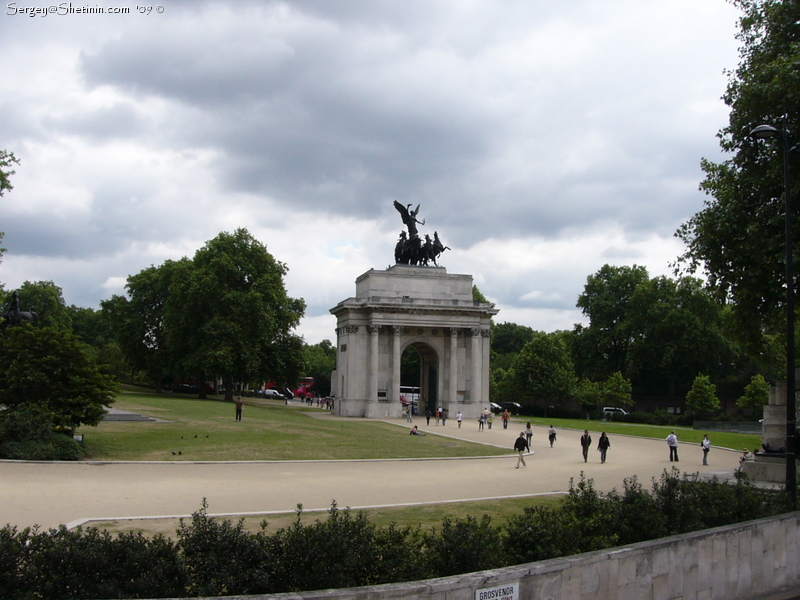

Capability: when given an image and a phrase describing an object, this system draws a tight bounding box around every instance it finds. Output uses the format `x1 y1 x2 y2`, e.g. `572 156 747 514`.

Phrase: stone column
368 325 380 403
449 328 458 406
392 326 402 402
471 327 482 405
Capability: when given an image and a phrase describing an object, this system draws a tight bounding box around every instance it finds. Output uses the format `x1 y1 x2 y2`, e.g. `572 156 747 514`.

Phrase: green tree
166 229 305 401
0 150 18 291
601 371 633 408
625 276 731 398
2 281 72 330
737 373 770 415
573 378 602 411
685 374 720 415
572 264 650 381
0 326 117 431
676 0 800 347
102 261 184 392
303 340 335 396
0 149 19 198
510 331 577 404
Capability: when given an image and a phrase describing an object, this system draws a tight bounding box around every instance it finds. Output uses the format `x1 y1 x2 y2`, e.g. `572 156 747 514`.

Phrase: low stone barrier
201 511 800 600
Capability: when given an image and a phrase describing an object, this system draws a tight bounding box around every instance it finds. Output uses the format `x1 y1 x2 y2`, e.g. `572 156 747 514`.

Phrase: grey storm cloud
0 0 740 339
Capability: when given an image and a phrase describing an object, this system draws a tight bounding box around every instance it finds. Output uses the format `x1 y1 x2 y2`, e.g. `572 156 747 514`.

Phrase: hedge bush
0 471 791 599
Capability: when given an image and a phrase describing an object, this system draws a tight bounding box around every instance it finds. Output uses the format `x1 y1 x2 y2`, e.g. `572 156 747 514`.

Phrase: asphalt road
0 418 741 530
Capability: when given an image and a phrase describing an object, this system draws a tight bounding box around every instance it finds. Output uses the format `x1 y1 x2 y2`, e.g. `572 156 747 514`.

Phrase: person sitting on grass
410 425 426 436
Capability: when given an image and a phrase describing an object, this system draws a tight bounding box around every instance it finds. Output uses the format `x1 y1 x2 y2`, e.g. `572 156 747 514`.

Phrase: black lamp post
750 121 797 509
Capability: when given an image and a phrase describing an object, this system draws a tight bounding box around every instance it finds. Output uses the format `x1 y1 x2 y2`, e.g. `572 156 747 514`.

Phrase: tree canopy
0 325 117 430
105 229 306 400
676 0 800 346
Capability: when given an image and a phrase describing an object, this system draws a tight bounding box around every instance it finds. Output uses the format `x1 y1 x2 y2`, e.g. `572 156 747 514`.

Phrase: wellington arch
329 264 498 419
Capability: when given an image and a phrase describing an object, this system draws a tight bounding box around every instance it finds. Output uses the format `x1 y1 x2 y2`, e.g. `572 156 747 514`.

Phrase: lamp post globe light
749 120 797 509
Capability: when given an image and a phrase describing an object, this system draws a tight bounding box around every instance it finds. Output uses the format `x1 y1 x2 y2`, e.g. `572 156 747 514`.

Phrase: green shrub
423 514 504 577
502 505 578 563
271 502 387 592
177 500 271 597
0 475 792 599
0 406 84 461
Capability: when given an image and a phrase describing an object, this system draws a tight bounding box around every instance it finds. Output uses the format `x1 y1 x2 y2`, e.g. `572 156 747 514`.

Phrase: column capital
367 324 380 334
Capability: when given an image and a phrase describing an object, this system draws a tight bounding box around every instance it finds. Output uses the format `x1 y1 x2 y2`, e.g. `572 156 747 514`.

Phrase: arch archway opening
401 342 438 415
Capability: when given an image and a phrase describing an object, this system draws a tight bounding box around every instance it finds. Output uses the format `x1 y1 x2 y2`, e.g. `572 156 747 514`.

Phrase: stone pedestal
741 370 799 483
329 265 498 419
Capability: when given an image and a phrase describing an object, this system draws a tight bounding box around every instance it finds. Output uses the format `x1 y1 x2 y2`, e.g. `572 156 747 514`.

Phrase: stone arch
330 265 497 419
401 340 440 415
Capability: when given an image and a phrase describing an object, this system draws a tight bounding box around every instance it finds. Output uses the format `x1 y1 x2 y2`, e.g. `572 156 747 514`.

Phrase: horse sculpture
392 200 450 267
0 291 39 333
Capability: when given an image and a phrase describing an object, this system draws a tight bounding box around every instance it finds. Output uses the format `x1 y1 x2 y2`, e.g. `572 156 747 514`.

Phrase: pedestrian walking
525 422 533 452
701 434 711 465
435 408 441 425
405 405 413 423
666 431 679 462
487 412 493 429
478 411 485 431
502 409 510 429
234 396 243 422
580 430 592 463
456 411 463 428
425 408 431 426
597 432 610 463
514 432 528 468
548 425 557 447
441 408 447 426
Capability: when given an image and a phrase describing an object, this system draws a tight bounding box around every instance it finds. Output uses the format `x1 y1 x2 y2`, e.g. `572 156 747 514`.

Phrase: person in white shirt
701 434 711 465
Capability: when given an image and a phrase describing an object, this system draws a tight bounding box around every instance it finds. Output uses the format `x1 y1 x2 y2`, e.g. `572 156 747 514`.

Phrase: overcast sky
1 0 740 343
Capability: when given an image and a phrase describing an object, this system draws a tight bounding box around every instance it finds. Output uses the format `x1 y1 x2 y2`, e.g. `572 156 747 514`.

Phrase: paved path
0 419 741 530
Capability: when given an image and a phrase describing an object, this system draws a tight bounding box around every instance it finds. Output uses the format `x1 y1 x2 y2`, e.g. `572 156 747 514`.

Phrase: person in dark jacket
580 430 592 463
514 432 528 468
597 432 611 463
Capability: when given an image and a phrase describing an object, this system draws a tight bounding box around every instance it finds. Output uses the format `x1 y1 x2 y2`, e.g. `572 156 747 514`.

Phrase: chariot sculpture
393 201 450 266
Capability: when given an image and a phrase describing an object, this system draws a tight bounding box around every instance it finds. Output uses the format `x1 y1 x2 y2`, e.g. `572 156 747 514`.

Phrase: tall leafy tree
102 260 185 392
625 276 732 397
3 280 73 330
737 373 771 415
166 229 305 401
0 326 116 430
304 340 336 396
676 0 800 347
572 265 650 381
510 331 577 404
601 371 633 408
686 374 721 415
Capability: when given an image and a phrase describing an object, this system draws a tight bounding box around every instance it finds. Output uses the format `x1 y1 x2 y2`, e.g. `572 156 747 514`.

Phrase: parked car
500 401 522 414
602 407 628 418
263 389 285 400
490 402 503 413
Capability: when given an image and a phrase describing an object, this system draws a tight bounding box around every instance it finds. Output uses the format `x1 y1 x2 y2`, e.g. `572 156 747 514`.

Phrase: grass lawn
88 494 565 538
514 416 762 452
81 392 510 461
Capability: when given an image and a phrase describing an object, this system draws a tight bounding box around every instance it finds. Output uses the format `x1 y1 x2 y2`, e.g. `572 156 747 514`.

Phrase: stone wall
218 511 800 600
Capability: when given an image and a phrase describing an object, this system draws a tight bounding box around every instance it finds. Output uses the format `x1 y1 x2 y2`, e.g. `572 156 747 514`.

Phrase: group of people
409 411 724 468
